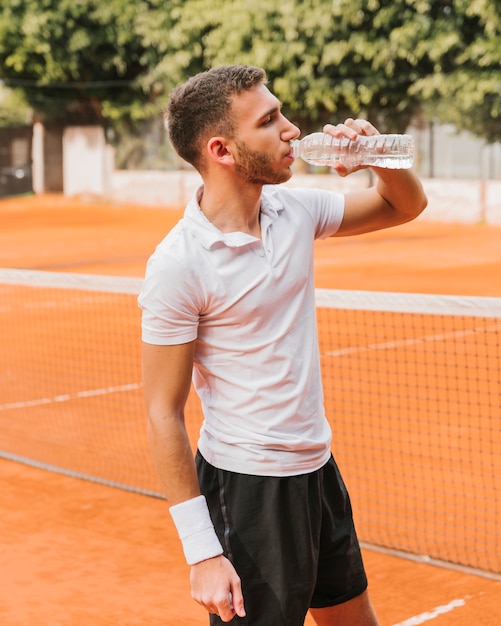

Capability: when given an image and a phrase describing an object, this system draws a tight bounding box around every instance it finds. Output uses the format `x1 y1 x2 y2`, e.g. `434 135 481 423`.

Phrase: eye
261 116 273 126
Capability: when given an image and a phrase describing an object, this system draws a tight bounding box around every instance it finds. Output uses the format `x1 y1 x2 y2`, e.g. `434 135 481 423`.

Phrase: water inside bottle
358 154 414 169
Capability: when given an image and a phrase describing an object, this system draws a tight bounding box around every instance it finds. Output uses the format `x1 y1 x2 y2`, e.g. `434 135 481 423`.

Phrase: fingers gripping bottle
292 132 414 169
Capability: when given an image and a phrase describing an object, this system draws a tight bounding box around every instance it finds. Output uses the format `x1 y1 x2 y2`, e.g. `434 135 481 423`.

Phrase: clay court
1 193 500 625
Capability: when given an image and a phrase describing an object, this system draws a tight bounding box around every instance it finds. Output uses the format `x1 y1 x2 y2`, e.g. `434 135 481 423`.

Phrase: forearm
338 168 428 236
147 407 200 505
374 167 428 223
142 340 200 505
147 404 224 566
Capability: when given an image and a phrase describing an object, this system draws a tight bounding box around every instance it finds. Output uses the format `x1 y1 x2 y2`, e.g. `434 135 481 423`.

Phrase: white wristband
169 495 224 565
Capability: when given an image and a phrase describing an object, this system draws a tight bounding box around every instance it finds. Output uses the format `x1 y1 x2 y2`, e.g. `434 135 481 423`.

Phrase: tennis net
1 268 500 577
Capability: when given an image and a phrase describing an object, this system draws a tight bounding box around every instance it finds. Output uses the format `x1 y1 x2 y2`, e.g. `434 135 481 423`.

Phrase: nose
281 115 301 141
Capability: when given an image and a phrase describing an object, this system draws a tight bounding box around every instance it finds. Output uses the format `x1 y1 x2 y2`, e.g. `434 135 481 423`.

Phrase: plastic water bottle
292 132 414 169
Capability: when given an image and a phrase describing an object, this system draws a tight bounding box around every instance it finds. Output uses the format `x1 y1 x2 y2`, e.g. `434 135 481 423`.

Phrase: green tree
410 0 501 143
0 85 32 126
139 0 438 133
2 0 500 144
0 0 153 125
141 0 501 140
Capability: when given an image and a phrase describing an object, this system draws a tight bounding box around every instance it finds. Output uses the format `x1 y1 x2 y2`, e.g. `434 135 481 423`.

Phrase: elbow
401 187 428 223
414 177 429 215
418 188 429 215
146 401 186 436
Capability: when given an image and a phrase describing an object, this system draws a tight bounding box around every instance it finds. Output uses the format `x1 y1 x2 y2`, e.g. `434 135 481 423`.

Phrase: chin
277 169 293 183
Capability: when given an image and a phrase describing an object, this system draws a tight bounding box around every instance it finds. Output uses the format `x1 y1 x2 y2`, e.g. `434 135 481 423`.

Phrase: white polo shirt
139 184 345 476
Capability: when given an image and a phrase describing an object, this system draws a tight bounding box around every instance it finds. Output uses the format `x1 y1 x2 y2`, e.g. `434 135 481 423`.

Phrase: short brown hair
165 65 267 171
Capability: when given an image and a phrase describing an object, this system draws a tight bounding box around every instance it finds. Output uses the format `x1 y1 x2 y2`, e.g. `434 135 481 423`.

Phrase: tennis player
139 65 427 625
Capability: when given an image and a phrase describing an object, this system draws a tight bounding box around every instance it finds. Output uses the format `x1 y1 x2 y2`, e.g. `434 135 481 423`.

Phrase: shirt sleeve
281 187 345 240
138 245 200 346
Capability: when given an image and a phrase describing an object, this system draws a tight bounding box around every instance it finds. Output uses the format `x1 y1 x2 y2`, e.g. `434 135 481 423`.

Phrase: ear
206 136 235 166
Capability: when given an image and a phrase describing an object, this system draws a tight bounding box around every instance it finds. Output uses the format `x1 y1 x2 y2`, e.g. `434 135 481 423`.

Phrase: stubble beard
234 139 292 185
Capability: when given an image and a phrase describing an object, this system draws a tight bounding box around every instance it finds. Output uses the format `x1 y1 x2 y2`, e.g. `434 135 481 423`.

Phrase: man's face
229 84 300 185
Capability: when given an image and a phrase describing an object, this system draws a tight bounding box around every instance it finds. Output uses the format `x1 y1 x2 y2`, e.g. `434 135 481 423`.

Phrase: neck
199 177 263 237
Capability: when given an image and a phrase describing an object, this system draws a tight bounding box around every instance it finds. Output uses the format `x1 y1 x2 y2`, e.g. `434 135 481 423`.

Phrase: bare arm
142 340 200 504
324 119 428 237
142 340 245 621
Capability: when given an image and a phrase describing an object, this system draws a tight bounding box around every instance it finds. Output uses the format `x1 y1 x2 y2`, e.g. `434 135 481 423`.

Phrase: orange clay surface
1 194 501 626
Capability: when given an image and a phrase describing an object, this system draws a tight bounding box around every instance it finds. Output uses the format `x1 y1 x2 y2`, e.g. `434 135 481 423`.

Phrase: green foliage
136 0 441 133
0 0 152 124
0 85 32 126
137 0 423 132
409 0 501 142
0 0 500 142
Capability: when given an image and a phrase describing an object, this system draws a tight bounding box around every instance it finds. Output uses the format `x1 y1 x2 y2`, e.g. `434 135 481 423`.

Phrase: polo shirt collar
184 185 284 250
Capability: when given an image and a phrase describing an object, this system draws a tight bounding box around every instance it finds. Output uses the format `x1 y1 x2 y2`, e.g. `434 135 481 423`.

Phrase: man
139 65 427 625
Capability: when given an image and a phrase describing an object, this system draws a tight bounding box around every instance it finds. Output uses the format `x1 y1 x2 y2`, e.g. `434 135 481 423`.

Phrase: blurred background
1 0 500 199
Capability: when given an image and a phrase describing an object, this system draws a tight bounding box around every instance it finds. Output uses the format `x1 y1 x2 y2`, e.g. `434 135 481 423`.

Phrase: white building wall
31 122 45 195
63 126 113 196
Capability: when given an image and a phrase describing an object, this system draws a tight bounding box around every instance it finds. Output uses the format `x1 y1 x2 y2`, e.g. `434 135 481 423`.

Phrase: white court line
0 382 142 412
392 598 466 626
322 322 500 358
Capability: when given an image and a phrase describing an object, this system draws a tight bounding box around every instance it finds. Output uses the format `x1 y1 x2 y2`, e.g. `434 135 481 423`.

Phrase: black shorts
196 452 368 626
